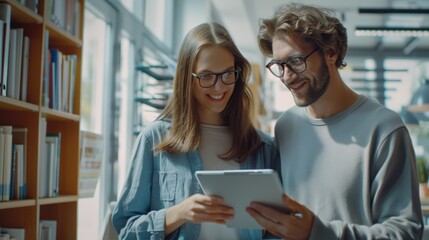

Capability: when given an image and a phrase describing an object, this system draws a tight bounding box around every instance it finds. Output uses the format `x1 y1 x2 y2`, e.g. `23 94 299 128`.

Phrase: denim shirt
112 119 280 240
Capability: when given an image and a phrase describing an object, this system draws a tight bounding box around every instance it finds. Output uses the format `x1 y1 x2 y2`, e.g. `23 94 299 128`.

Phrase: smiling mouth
287 81 306 91
208 93 225 101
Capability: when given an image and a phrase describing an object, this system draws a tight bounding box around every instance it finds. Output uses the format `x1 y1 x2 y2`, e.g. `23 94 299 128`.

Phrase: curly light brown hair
157 22 261 162
258 3 348 69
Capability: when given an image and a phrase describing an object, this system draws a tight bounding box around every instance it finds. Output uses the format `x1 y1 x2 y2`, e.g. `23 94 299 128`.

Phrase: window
115 36 135 196
78 8 110 240
78 1 117 238
120 0 144 21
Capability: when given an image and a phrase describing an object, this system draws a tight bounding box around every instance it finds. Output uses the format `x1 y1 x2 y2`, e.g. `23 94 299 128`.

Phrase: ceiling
210 0 429 62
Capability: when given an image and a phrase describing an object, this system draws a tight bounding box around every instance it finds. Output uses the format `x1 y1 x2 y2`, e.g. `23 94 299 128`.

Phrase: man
246 3 423 239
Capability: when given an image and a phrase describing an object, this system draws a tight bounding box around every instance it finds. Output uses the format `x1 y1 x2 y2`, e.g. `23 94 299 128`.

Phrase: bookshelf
0 0 84 239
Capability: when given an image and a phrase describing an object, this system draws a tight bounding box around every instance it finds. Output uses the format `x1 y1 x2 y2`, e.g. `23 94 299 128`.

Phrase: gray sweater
275 95 423 239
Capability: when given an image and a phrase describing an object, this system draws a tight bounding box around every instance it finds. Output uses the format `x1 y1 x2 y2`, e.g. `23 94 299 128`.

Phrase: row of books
0 226 25 240
0 126 27 202
14 0 39 13
38 118 61 198
0 219 56 240
0 3 30 101
42 30 78 112
46 0 81 38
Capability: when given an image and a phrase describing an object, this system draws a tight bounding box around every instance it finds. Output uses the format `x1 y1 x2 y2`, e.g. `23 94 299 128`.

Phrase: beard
294 60 330 107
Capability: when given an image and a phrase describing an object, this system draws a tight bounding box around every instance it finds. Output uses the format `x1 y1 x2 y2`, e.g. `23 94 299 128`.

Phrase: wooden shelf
41 107 80 122
0 96 38 111
0 199 36 210
0 0 84 239
38 195 79 205
46 21 82 48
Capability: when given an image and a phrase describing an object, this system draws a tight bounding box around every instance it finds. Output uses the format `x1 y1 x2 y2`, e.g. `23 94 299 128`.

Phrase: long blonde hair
157 22 261 163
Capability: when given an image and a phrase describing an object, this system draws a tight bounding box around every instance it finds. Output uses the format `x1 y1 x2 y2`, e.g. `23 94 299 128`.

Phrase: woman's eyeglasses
192 68 241 88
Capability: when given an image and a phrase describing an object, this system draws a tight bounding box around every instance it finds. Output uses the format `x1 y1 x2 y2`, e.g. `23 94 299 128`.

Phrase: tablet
195 169 288 229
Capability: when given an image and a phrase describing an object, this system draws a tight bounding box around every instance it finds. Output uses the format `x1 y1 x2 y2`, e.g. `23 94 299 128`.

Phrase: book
12 127 27 199
12 144 24 199
49 49 63 110
73 1 81 38
1 227 25 240
46 132 61 197
61 55 69 112
38 118 47 197
42 30 50 107
26 0 39 13
9 144 16 199
0 128 4 199
6 29 16 98
14 28 24 100
0 233 10 240
0 3 11 96
0 19 4 95
20 36 30 102
68 55 77 113
45 141 55 197
39 220 56 240
1 126 12 201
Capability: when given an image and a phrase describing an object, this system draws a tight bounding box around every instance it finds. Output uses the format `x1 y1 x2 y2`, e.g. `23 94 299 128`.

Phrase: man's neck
306 76 359 119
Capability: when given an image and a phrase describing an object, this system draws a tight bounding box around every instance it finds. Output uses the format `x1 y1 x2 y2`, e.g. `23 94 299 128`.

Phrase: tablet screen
195 169 288 229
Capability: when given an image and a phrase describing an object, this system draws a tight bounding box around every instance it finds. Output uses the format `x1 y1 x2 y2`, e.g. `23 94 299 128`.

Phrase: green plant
417 157 428 184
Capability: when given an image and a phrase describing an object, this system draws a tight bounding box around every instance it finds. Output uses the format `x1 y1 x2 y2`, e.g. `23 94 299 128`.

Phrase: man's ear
324 48 338 64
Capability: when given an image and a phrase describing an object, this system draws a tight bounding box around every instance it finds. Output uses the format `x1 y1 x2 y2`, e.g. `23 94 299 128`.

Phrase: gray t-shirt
275 95 423 239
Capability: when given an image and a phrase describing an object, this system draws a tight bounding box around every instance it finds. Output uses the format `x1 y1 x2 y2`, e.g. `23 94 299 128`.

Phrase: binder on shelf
6 29 15 99
38 118 47 197
1 227 25 240
13 28 24 100
68 55 77 113
1 126 12 201
12 144 24 199
42 30 50 107
0 3 11 96
0 128 4 199
0 19 4 96
46 132 61 197
39 220 56 240
20 36 30 102
12 128 27 199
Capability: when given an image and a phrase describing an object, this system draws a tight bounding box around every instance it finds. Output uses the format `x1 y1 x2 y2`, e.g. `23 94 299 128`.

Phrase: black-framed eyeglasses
266 48 318 78
192 68 241 88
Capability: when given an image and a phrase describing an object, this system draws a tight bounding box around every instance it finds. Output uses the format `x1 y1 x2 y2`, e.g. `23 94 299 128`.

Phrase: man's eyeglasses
192 68 241 88
266 48 318 78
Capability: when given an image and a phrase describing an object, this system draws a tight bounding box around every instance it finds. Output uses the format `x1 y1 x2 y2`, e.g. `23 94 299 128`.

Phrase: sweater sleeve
309 127 423 240
111 132 169 240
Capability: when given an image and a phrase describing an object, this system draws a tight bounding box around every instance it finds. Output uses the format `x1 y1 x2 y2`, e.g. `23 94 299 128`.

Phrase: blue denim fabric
112 119 280 240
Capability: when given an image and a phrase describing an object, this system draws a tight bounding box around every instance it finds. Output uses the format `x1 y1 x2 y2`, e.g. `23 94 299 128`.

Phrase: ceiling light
355 27 429 37
358 8 429 14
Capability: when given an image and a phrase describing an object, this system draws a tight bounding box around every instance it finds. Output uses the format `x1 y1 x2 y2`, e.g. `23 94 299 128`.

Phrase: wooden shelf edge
38 195 79 205
0 96 39 112
0 199 36 209
41 107 80 121
46 21 82 47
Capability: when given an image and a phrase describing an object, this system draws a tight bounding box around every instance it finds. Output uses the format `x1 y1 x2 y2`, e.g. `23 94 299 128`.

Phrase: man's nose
281 66 297 83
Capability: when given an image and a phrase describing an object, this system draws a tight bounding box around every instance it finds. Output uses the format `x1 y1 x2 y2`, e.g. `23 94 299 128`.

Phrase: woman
112 22 279 240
